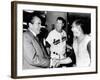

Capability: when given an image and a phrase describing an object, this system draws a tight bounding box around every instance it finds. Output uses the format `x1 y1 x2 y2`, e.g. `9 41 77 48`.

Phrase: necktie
35 36 49 59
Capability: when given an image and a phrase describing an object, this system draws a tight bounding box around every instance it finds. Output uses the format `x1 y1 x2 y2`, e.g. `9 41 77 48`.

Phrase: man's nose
40 25 45 28
71 27 73 31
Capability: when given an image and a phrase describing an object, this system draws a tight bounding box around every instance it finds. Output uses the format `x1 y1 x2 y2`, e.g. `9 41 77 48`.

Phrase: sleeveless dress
73 35 91 67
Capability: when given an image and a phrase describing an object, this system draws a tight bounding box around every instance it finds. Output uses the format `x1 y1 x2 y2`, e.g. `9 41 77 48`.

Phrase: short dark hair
73 19 90 34
56 17 66 29
56 17 65 24
30 14 42 24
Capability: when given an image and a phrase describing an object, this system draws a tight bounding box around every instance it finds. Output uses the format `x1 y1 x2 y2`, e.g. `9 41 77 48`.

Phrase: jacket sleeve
23 34 50 68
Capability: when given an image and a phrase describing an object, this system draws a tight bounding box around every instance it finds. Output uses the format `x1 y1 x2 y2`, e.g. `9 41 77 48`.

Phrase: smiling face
71 22 82 37
55 19 64 32
30 16 42 35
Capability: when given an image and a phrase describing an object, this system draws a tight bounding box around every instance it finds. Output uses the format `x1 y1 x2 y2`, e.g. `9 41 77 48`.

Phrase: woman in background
71 19 91 67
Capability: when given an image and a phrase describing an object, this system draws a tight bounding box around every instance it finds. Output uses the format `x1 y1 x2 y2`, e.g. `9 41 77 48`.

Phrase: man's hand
51 59 60 68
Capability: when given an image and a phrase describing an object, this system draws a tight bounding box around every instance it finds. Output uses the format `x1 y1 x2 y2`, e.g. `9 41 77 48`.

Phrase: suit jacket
23 30 50 69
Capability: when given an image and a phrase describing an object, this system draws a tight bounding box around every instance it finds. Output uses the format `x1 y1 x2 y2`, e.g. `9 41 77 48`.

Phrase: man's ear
29 23 32 28
62 23 64 28
62 23 64 26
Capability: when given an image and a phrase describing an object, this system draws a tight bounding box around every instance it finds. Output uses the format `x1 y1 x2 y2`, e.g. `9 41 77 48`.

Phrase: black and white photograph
11 1 97 78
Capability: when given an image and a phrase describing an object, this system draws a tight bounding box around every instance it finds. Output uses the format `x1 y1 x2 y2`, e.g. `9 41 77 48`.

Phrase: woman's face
71 22 82 37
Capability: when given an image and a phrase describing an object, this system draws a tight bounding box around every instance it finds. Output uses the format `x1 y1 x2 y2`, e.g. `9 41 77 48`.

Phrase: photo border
11 1 98 79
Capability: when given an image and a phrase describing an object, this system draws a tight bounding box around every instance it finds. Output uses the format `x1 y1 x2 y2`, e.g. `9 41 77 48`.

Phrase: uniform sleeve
46 32 53 45
23 34 50 68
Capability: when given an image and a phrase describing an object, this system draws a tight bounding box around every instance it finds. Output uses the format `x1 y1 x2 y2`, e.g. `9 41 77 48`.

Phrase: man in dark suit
23 15 50 69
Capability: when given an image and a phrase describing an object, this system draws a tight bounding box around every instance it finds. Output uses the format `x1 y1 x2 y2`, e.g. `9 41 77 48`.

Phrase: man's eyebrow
38 22 41 24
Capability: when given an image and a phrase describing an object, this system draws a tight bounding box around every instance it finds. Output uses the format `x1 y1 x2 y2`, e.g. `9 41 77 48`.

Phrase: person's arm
59 57 72 64
45 32 53 55
24 34 50 68
54 57 72 67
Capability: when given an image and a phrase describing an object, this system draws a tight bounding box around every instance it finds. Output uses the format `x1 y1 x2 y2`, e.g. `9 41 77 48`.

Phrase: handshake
50 58 61 68
50 57 72 68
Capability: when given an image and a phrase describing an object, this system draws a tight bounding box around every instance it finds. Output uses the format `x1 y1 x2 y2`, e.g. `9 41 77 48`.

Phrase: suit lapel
27 30 49 58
